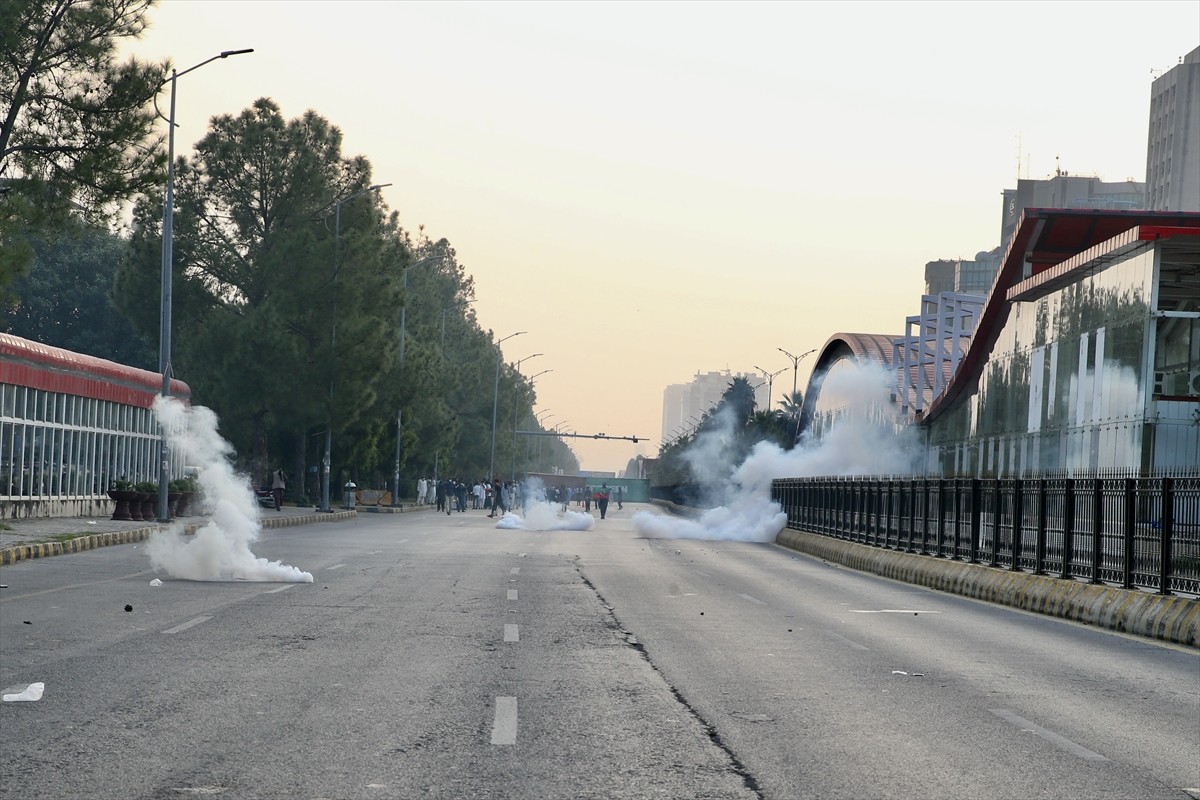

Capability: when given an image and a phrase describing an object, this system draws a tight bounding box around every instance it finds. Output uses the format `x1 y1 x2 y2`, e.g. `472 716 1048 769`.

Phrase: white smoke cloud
495 504 595 531
635 362 921 542
145 397 314 583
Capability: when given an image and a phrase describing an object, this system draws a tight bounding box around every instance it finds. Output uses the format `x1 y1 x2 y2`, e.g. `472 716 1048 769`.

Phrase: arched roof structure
797 332 896 438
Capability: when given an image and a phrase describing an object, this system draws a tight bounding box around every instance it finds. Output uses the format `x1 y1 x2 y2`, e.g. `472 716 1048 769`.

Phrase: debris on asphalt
22 620 30 625
892 670 908 675
2 682 44 702
149 579 162 586
124 604 133 612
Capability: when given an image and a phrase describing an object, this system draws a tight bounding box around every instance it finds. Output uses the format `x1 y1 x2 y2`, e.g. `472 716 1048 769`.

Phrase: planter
175 490 198 516
138 493 156 522
168 492 182 518
108 489 139 521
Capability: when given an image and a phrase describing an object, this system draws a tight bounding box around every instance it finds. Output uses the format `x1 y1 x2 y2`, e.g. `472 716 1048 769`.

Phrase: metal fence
772 471 1200 596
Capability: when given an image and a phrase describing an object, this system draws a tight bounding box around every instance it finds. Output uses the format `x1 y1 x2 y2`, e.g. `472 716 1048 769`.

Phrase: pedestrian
456 480 468 512
615 485 624 510
417 476 427 505
489 478 505 518
596 483 610 519
271 467 286 510
426 479 436 506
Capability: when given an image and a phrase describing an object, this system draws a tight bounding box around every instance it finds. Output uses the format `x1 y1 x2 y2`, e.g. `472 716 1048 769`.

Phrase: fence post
1062 478 1075 580
969 479 981 564
990 480 1002 567
885 480 894 548
1034 478 1047 576
936 479 947 557
953 479 963 560
1090 479 1104 585
1159 477 1174 596
920 479 930 554
1122 478 1135 590
1011 477 1024 572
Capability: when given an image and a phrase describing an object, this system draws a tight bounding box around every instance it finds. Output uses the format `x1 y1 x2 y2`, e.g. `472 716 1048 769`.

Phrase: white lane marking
507 589 518 601
510 568 520 574
263 585 294 594
504 624 519 642
692 569 711 578
738 593 766 606
491 697 518 745
989 709 1109 761
850 609 942 614
163 616 212 635
824 630 869 651
327 564 346 571
394 540 409 545
169 788 226 795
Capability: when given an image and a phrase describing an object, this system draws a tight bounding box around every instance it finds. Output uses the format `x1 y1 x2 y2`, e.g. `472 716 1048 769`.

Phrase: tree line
0 0 578 500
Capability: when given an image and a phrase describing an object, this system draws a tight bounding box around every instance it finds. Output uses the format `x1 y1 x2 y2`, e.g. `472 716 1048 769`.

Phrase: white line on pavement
823 630 869 651
849 609 942 614
162 616 213 635
504 624 520 642
491 697 518 745
738 593 766 606
507 589 518 601
263 585 294 594
327 564 346 571
989 709 1109 761
510 567 520 574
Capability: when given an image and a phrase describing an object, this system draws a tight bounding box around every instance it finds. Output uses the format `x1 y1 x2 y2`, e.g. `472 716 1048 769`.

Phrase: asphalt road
0 503 1196 800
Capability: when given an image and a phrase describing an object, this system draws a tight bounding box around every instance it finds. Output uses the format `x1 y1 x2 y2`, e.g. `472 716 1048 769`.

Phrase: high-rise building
660 370 763 445
1146 46 1200 212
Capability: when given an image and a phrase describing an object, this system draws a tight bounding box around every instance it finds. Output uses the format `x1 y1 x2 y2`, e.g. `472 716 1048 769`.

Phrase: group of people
412 477 627 520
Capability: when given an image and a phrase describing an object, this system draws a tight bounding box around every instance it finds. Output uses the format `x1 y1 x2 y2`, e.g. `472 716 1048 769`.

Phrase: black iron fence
771 471 1200 596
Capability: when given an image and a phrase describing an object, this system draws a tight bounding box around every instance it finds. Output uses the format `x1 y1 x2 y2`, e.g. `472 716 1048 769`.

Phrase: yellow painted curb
776 528 1198 648
0 510 359 566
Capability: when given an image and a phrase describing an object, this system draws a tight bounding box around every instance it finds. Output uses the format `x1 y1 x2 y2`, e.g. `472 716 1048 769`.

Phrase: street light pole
489 331 526 480
393 252 443 505
439 299 476 355
320 182 389 513
515 367 551 477
754 364 788 410
157 47 253 523
777 347 818 403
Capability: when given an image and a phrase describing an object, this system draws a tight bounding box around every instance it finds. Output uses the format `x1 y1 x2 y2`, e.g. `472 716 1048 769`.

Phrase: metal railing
772 470 1200 596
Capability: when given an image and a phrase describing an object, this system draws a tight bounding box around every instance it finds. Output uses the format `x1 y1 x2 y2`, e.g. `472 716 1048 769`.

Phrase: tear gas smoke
634 363 921 542
146 397 314 582
494 476 595 530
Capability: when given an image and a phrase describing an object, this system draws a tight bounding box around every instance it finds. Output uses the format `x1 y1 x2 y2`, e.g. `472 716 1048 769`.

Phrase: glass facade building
800 210 1200 478
0 335 191 518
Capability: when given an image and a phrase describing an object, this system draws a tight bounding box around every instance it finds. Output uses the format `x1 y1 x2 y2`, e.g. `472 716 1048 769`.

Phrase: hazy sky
122 1 1199 473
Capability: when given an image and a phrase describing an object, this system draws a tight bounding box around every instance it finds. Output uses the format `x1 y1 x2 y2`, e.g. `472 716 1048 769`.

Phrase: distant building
1146 46 1200 212
923 259 956 296
660 369 763 445
1000 175 1146 255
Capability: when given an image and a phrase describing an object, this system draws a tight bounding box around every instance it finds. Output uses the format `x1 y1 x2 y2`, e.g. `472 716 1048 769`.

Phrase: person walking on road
271 468 286 511
596 484 610 520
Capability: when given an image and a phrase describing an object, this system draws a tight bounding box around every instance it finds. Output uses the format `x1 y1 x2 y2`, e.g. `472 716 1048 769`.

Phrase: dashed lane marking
491 697 518 745
327 564 346 571
163 616 212 635
263 585 294 594
507 589 518 601
504 624 519 642
989 709 1108 760
510 567 520 574
738 593 766 606
850 609 942 614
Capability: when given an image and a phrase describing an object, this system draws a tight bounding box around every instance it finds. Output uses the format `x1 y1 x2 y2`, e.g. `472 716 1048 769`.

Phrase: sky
121 0 1200 473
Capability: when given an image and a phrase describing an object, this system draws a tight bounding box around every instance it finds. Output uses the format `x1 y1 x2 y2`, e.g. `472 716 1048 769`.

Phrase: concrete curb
0 510 358 567
776 528 1199 648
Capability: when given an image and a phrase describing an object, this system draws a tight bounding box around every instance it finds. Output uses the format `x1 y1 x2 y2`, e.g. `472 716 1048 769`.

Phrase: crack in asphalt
575 563 767 799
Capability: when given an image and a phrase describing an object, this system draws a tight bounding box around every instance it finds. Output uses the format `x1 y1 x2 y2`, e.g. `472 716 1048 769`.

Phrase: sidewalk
0 502 433 566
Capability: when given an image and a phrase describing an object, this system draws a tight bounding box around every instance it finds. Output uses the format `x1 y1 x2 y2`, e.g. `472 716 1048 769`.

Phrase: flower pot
108 489 138 521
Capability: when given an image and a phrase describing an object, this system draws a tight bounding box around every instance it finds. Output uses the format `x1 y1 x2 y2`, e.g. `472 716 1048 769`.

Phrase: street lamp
489 331 526 480
515 368 552 477
393 252 445 505
157 47 253 522
777 347 818 404
320 182 390 513
754 364 788 409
